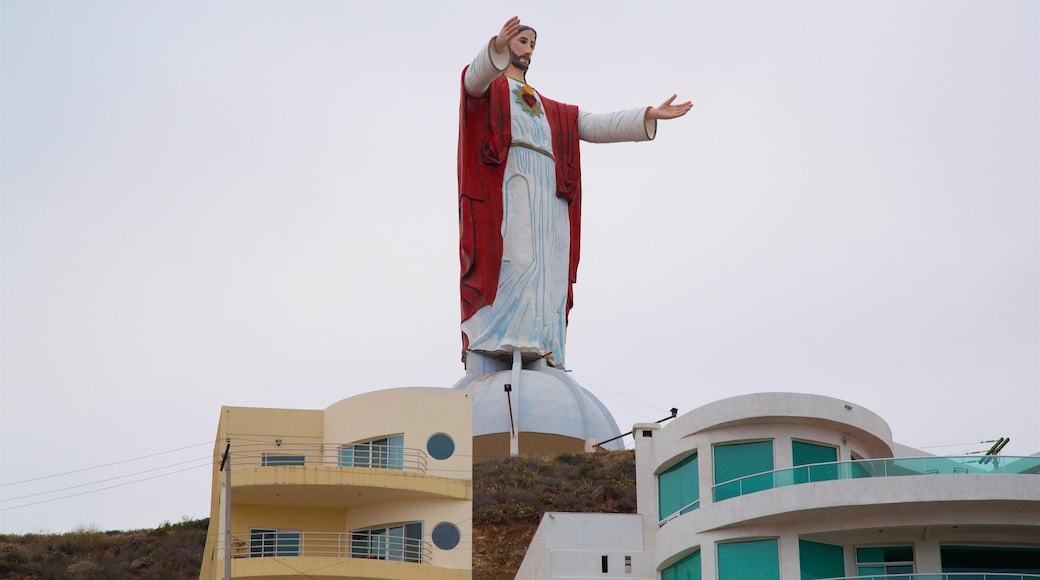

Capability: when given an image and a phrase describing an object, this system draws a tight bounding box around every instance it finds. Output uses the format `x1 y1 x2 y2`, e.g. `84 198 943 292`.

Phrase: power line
1 440 212 487
915 439 1003 449
0 463 212 512
1 456 215 503
570 371 670 422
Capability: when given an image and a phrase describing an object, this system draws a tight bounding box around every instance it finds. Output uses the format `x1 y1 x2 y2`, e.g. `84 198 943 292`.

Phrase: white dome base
453 352 625 456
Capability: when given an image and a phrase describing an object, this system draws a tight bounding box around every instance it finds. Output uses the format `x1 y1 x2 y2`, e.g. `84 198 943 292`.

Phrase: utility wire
269 556 321 579
1 456 215 503
0 463 212 512
1 440 212 487
570 371 670 422
915 440 1002 449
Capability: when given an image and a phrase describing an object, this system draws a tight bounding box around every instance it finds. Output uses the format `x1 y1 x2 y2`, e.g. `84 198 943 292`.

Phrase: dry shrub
65 559 98 576
473 450 637 578
0 518 208 579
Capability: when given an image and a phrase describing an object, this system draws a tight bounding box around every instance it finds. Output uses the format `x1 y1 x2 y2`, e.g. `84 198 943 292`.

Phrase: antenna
979 437 1009 465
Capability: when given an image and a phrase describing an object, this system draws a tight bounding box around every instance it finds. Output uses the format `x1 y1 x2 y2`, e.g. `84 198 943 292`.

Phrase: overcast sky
1 1 1037 535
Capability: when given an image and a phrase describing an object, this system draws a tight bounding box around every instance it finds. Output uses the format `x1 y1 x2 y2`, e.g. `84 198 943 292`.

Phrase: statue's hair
518 25 537 39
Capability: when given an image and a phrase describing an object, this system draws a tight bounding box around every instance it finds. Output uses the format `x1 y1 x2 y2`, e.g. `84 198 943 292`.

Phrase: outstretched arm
579 95 692 143
647 94 693 120
465 17 521 96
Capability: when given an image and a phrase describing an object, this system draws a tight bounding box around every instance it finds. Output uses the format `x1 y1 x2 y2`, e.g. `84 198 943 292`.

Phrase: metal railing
228 531 432 564
712 456 1040 503
657 499 700 527
229 442 429 474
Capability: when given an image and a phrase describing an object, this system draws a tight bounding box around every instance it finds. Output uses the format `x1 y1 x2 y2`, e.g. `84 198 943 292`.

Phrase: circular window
431 522 460 550
426 433 455 460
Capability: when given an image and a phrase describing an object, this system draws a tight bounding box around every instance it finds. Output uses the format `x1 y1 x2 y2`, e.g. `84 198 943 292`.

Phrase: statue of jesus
458 16 692 369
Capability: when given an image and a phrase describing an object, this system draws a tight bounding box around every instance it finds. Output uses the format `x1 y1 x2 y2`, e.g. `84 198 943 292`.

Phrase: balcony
228 531 432 564
712 456 1040 502
225 442 470 507
221 530 465 580
231 442 429 473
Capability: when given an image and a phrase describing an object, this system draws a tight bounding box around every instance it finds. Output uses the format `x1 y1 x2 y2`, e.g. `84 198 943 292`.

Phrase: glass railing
836 574 1040 580
712 456 1040 502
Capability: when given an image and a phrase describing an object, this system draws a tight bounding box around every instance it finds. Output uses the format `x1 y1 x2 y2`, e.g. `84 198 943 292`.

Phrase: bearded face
508 28 535 72
510 50 530 71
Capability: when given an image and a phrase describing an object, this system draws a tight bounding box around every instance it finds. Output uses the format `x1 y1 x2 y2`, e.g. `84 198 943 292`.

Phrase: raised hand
647 94 693 120
494 16 521 53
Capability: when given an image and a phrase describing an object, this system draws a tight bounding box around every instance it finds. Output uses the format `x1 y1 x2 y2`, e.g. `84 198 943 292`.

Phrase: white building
516 392 1040 579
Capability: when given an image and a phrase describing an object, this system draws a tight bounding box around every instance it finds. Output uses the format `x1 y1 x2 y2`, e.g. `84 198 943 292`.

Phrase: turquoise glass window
793 441 838 465
799 540 844 579
718 539 780 580
713 441 774 500
661 550 701 580
658 452 698 521
792 441 838 483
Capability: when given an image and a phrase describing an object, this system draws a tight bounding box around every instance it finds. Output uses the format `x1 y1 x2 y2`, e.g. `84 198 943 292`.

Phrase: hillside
473 450 637 577
0 450 636 579
0 518 208 579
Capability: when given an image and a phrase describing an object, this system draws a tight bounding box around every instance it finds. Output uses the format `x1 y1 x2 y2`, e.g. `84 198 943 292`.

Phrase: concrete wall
516 513 651 579
346 497 471 571
324 387 472 481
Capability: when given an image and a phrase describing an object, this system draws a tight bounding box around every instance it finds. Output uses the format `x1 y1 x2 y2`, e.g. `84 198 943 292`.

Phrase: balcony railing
658 499 700 527
228 531 432 564
712 456 1040 502
834 574 1040 580
229 442 429 474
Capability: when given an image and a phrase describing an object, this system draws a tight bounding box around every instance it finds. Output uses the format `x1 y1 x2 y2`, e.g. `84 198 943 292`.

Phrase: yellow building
199 388 472 580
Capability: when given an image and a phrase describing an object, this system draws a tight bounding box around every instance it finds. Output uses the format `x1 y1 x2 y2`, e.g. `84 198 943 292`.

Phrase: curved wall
324 387 472 480
634 393 1039 578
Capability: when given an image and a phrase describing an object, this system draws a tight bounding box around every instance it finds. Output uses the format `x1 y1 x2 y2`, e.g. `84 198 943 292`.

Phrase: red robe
458 70 583 357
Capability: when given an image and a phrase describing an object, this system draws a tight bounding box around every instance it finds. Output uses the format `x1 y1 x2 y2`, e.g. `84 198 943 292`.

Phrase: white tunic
461 40 657 367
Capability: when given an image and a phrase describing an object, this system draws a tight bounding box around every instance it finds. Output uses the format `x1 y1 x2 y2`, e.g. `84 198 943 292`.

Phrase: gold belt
510 141 554 160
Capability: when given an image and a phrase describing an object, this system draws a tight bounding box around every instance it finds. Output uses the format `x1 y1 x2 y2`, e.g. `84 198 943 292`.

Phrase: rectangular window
352 528 386 559
249 528 301 557
941 545 1040 573
799 540 844 579
713 441 774 501
261 454 305 467
718 539 779 580
792 441 839 483
856 545 914 575
339 435 405 470
658 452 699 522
792 441 838 465
351 522 423 563
661 549 701 580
